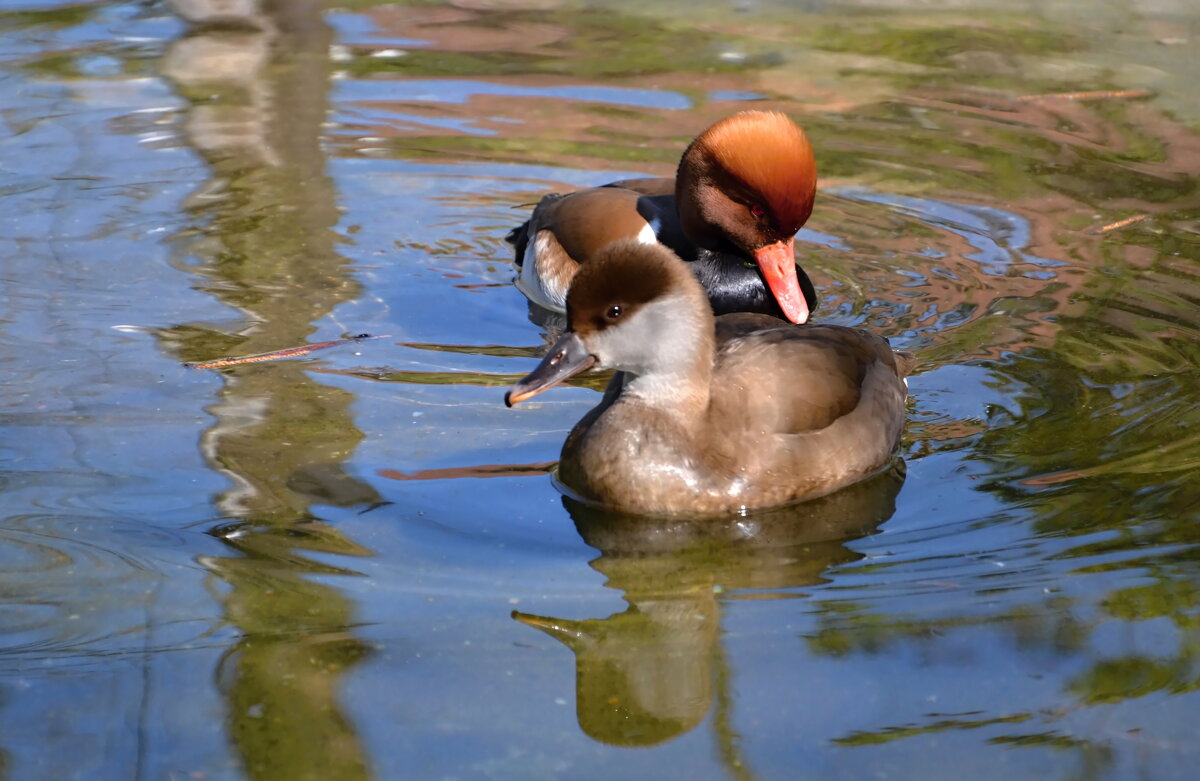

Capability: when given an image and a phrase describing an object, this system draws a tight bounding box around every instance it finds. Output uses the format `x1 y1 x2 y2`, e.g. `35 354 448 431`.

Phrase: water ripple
0 515 219 660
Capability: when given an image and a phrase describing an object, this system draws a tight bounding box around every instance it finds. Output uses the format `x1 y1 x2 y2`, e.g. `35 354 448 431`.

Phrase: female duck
508 111 818 324
505 241 912 517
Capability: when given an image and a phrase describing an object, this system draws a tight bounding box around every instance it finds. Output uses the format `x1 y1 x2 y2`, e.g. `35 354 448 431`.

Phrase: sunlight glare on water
1 1 1199 779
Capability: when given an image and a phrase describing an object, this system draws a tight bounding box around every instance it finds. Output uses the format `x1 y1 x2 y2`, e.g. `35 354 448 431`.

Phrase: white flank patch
514 232 568 312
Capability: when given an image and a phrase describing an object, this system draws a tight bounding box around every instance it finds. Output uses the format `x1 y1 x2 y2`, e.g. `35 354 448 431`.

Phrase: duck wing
509 186 663 267
604 177 676 197
712 323 901 435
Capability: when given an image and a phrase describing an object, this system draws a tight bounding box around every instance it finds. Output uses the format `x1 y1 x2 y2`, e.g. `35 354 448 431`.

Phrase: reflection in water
203 529 372 781
158 1 375 778
516 467 904 753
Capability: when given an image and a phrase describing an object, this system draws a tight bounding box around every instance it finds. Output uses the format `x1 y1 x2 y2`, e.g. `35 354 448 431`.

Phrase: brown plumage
506 241 912 518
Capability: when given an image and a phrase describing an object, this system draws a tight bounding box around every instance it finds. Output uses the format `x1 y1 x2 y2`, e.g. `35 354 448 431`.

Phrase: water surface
1 1 1199 779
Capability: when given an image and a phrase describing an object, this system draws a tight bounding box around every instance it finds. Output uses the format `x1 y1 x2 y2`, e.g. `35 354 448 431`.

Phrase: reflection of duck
514 466 904 747
507 111 818 324
505 241 912 517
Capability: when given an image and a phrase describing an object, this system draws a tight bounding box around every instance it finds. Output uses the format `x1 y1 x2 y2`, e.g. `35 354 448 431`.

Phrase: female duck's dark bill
505 332 597 407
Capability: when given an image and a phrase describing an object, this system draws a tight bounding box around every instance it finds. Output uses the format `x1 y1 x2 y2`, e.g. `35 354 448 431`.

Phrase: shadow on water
515 467 903 760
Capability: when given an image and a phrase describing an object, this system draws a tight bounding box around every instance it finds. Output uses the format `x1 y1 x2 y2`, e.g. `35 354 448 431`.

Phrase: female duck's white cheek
586 313 654 370
585 329 626 370
585 298 693 374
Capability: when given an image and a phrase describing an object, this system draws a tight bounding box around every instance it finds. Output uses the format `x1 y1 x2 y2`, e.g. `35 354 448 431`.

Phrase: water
2 1 1199 779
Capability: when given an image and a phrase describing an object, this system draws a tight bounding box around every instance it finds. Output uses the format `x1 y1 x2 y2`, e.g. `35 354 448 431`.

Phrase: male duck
508 111 819 324
505 240 912 517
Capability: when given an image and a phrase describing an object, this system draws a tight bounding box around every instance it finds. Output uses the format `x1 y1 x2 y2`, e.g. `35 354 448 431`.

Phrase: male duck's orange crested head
676 111 817 324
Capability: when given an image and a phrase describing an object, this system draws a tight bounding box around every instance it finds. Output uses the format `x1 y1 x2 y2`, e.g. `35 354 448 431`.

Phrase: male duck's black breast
688 249 818 319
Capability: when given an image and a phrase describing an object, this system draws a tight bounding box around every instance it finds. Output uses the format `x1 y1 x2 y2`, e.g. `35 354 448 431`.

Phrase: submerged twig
185 333 388 370
377 462 556 481
1089 214 1148 235
1018 89 1151 102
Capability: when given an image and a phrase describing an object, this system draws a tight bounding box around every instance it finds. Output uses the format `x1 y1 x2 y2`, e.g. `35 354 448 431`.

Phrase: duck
507 110 819 324
504 240 912 518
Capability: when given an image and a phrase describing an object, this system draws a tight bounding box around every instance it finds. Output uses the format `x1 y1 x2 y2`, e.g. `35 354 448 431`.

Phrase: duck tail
506 193 564 266
893 349 917 378
506 223 528 266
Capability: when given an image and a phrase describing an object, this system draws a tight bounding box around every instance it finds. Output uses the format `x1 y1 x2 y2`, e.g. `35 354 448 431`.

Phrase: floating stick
1018 89 1151 102
186 334 388 370
1088 214 1148 235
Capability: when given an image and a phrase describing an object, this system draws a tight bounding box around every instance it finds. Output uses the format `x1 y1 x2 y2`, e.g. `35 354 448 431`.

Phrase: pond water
2 0 1200 779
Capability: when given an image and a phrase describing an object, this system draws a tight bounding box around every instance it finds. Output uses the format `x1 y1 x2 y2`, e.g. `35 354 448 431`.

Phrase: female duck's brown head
676 111 817 324
505 241 713 407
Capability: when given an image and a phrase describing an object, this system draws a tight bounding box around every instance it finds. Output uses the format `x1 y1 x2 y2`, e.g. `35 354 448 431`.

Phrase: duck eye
749 203 766 219
606 305 623 320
